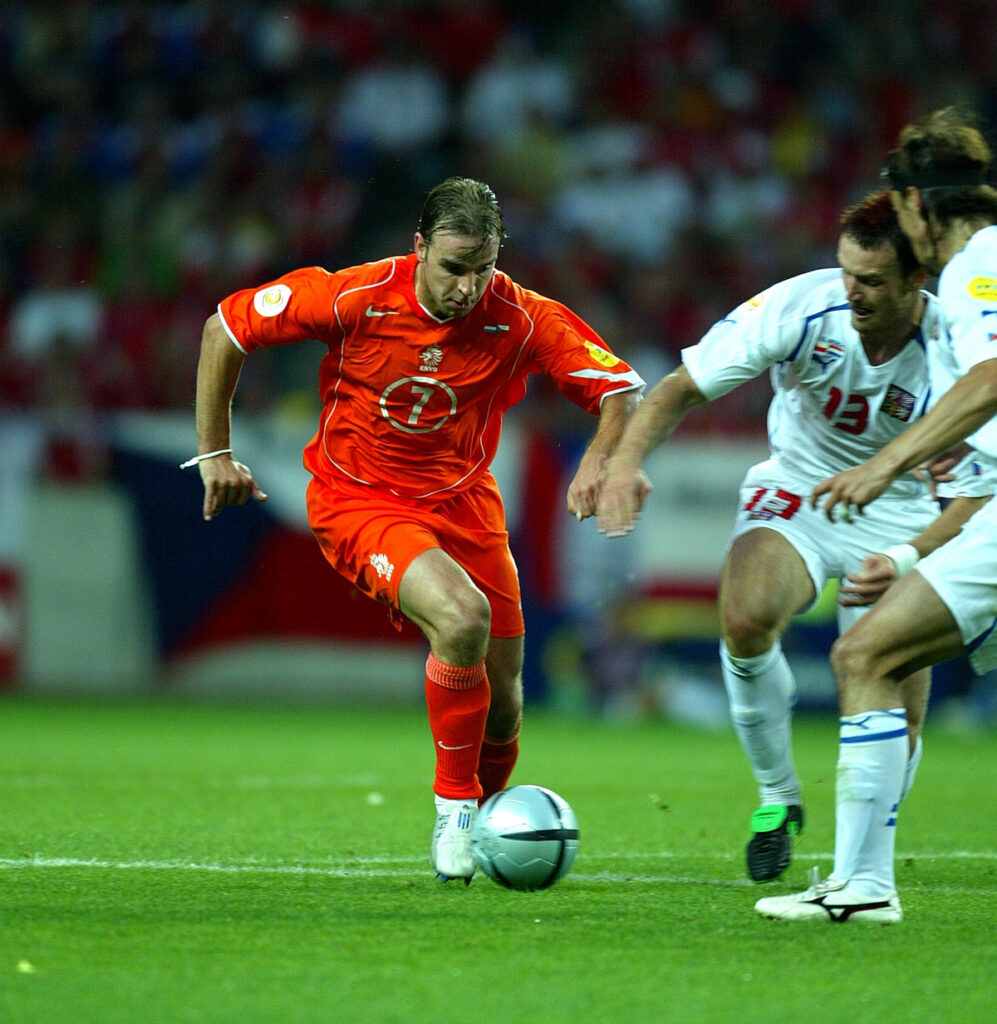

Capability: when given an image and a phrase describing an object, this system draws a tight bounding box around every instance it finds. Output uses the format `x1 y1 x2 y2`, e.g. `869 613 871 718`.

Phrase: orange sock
425 654 490 800
477 717 521 803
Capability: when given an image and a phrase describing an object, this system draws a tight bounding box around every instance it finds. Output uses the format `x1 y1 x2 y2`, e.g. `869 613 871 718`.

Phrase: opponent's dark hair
417 178 506 260
882 106 997 226
840 190 920 278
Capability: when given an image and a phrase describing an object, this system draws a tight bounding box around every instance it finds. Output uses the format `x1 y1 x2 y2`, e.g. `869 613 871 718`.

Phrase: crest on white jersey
882 384 916 422
812 339 845 367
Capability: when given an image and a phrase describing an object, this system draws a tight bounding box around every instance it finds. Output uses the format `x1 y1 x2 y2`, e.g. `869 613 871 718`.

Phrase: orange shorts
306 471 525 638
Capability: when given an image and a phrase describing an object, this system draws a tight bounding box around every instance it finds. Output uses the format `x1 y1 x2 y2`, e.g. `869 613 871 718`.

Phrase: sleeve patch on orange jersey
253 284 292 317
583 340 620 367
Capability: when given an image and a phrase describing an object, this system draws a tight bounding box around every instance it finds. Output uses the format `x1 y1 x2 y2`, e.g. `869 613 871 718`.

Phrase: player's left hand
567 448 608 521
838 552 897 606
567 480 597 520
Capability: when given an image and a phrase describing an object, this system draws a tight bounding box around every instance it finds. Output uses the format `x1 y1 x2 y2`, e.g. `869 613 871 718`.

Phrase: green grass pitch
1 696 995 1023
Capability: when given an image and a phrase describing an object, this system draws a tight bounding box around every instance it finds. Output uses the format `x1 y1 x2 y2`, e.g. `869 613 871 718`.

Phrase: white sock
833 709 908 896
720 641 801 806
899 734 923 804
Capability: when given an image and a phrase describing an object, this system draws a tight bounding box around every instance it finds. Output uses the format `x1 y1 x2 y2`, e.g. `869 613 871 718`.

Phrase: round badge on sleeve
254 284 292 317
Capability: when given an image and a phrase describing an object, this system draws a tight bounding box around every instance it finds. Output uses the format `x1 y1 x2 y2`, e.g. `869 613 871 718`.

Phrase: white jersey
937 224 997 460
913 223 997 675
682 267 986 499
926 276 997 499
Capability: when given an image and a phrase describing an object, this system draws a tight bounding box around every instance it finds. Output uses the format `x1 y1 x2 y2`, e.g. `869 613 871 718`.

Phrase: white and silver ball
472 784 579 891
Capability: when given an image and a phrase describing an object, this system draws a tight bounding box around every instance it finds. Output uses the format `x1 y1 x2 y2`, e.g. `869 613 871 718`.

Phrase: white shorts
728 463 939 634
915 498 997 675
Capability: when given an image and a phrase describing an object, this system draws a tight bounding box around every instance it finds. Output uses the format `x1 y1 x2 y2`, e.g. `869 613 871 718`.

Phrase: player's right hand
199 455 268 521
596 466 652 537
810 459 894 521
838 552 897 606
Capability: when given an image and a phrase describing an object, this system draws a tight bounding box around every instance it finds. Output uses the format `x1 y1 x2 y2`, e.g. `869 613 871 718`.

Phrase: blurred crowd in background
3 0 997 429
2 1 997 704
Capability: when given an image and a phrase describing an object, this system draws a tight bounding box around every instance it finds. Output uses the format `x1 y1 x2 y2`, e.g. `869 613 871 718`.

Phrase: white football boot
755 871 902 924
430 797 478 884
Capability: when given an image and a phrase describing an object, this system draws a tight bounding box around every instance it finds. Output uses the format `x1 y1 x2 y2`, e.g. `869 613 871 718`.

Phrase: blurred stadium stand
2 1 996 718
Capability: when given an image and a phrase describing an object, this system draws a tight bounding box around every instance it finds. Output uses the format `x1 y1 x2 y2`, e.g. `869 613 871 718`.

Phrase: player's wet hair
840 190 920 278
418 177 506 262
881 106 997 227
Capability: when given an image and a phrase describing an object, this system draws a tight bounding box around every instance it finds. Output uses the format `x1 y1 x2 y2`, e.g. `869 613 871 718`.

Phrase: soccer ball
472 785 579 891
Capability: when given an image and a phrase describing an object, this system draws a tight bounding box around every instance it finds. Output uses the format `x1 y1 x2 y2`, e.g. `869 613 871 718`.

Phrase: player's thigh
916 502 997 675
434 480 524 641
719 527 817 636
835 571 964 687
307 478 439 610
398 547 491 640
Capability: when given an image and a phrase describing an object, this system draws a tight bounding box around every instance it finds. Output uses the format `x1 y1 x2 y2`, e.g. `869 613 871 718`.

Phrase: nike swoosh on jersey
437 741 473 750
365 304 399 317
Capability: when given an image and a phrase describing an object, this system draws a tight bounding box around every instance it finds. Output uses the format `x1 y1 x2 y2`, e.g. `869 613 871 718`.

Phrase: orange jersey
217 254 644 500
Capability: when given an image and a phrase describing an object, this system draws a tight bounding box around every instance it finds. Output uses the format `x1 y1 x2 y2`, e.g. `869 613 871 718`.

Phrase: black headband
882 165 988 191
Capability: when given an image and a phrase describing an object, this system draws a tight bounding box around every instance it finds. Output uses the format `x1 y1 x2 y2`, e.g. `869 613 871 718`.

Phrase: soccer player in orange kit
187 177 644 882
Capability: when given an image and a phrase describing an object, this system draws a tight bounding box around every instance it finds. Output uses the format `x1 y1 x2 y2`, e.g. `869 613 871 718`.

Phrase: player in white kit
756 108 997 922
597 190 992 885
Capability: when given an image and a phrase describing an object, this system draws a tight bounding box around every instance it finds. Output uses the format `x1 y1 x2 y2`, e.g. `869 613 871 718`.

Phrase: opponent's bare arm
812 359 997 520
838 494 991 606
194 313 268 521
596 365 708 537
566 389 643 520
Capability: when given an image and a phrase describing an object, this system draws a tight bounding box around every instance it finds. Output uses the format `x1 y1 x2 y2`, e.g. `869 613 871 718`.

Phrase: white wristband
179 448 232 470
881 543 920 578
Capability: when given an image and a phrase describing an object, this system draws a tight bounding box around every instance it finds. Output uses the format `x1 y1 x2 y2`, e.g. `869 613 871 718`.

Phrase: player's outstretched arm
194 313 268 521
566 390 642 521
596 365 707 537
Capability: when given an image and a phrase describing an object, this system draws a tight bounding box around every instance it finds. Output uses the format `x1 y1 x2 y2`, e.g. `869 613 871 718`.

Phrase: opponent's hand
596 464 652 537
810 460 895 522
913 443 972 493
200 455 268 521
838 552 897 607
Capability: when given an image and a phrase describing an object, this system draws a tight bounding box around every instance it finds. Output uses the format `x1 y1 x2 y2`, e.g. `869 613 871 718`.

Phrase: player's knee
830 629 877 689
722 607 779 658
436 586 492 662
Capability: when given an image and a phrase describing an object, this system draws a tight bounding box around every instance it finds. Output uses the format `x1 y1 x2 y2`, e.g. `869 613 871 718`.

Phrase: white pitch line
0 857 415 878
0 856 721 885
1 850 995 886
0 858 732 886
